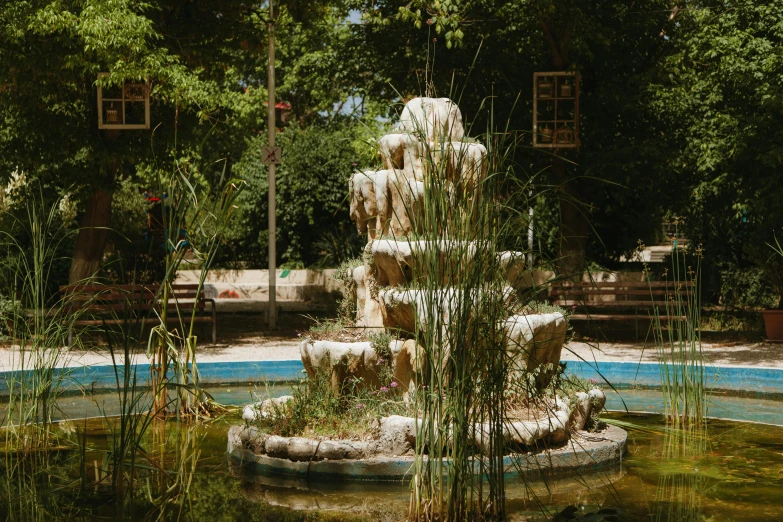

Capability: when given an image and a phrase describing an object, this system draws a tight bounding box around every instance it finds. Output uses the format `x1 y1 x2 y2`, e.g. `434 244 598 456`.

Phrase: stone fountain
228 97 625 482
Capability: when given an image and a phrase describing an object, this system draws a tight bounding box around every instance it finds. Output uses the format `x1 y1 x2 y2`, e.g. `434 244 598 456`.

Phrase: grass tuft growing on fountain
254 369 415 440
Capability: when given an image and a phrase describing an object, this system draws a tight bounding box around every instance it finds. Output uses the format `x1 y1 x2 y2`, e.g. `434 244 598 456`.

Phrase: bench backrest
550 280 693 306
59 283 209 315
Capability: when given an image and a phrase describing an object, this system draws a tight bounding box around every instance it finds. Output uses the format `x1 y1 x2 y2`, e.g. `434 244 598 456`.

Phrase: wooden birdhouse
97 73 150 130
533 72 579 149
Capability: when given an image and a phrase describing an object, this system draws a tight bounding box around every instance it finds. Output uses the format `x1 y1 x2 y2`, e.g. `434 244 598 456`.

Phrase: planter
763 310 783 341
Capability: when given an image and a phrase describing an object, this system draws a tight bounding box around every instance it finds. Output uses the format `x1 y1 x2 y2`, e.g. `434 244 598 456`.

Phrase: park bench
549 280 690 324
59 283 217 347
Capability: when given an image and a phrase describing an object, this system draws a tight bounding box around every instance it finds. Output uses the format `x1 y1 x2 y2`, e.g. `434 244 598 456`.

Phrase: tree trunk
552 155 589 280
68 187 113 284
540 19 589 279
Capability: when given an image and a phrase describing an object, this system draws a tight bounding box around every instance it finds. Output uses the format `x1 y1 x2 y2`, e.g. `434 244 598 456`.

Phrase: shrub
718 266 777 309
226 119 377 269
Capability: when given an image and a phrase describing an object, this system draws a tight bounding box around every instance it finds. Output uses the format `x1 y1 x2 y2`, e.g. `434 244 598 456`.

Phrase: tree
646 0 783 306
0 1 269 282
0 1 373 281
229 119 376 268
351 0 678 274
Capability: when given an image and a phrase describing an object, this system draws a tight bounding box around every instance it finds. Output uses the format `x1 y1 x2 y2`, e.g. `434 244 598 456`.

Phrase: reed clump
0 187 92 456
144 155 246 419
643 234 706 428
401 97 560 521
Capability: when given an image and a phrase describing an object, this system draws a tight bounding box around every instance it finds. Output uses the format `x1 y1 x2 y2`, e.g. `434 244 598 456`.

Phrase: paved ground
564 339 783 368
0 313 304 372
1 313 780 371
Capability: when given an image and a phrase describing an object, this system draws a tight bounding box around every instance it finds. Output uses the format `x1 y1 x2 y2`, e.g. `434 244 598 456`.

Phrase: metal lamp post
266 0 278 329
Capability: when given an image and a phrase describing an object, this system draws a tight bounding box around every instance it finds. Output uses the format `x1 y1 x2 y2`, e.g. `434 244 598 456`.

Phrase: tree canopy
1 0 781 303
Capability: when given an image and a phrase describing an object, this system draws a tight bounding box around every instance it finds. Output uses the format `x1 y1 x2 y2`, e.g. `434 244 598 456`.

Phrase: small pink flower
589 378 599 384
356 403 364 409
380 386 389 392
390 381 398 388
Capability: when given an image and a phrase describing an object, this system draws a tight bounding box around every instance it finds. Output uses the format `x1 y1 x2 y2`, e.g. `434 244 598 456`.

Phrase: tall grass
646 237 706 428
0 189 92 454
97 295 161 511
0 188 95 520
146 152 246 418
396 93 546 520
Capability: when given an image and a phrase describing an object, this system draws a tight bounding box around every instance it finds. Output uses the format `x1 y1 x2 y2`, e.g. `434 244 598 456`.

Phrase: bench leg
635 309 639 341
67 329 73 348
211 308 217 344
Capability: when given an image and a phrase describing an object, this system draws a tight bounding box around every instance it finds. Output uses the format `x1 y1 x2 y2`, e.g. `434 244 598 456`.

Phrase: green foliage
369 330 397 384
334 256 363 322
102 177 165 283
512 299 570 317
645 1 783 305
230 120 371 268
0 294 19 339
0 0 387 283
718 267 777 309
312 222 364 268
256 370 412 439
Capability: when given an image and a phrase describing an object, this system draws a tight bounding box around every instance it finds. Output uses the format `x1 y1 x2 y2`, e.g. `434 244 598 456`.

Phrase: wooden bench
59 283 217 346
550 280 690 323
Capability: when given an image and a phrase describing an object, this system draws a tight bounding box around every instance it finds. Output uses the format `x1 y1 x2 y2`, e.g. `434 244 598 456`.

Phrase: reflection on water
0 384 292 422
1 398 783 520
651 425 708 522
604 387 783 425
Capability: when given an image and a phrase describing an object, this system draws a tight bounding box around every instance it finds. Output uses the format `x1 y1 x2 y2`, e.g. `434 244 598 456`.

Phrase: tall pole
527 188 534 268
267 0 277 329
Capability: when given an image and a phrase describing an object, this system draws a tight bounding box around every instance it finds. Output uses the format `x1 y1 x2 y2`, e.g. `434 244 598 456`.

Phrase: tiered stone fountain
228 97 626 482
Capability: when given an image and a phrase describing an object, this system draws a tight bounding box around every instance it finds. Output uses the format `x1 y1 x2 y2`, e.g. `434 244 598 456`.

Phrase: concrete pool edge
2 358 783 396
227 425 627 483
565 359 783 395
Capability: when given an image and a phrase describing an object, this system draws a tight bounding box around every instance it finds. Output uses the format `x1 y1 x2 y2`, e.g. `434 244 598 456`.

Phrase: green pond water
1 389 783 521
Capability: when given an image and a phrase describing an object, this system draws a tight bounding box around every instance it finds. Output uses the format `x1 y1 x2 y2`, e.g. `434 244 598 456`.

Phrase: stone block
399 97 464 143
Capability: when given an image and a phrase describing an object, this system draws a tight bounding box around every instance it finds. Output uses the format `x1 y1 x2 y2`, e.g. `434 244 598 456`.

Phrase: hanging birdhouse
538 78 554 98
541 125 553 143
533 72 579 149
97 73 150 130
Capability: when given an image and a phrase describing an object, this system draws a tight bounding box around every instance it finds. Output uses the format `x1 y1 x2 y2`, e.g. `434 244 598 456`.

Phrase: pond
1 390 783 521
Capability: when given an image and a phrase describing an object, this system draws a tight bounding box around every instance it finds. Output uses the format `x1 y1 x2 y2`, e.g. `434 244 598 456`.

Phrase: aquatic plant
644 233 706 428
145 144 247 418
254 368 413 440
0 188 91 455
398 90 562 520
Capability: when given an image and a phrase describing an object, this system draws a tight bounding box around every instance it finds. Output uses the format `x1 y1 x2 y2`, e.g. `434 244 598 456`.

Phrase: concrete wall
176 269 343 312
